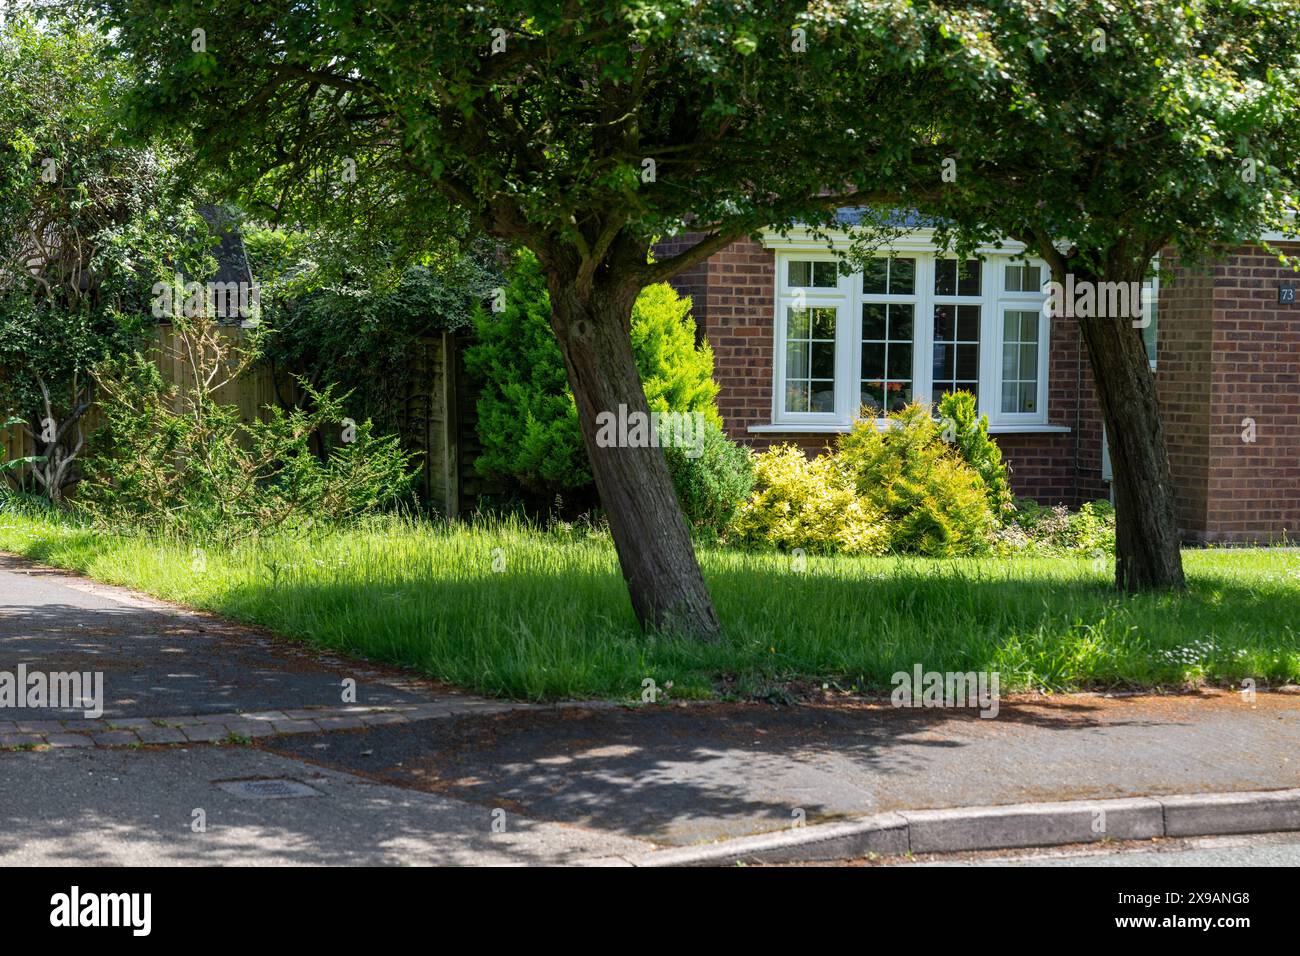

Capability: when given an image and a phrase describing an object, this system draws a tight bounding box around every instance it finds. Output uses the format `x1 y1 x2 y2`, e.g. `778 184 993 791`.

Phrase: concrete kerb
623 789 1300 866
0 700 534 750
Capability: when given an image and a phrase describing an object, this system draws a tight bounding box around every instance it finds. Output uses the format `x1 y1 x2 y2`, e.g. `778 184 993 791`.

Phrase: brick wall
1156 253 1216 538
1202 242 1300 542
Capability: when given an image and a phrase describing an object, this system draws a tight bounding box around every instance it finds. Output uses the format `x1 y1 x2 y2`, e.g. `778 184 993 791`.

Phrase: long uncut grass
1 509 1297 700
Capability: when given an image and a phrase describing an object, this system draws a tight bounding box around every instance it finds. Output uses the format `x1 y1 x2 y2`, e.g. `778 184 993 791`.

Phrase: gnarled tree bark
540 242 721 639
1069 266 1186 591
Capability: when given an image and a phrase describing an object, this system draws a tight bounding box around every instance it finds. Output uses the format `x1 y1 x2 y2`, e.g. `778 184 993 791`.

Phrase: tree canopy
896 0 1300 589
103 0 974 635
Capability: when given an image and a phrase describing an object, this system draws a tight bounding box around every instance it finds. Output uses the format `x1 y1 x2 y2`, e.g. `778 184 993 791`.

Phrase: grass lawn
1 509 1297 701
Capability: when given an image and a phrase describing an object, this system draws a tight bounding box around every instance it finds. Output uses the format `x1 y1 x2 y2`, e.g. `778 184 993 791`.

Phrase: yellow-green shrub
835 405 996 556
729 403 997 557
730 444 889 555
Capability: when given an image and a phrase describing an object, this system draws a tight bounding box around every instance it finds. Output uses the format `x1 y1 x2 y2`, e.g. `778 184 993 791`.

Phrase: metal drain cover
215 778 323 800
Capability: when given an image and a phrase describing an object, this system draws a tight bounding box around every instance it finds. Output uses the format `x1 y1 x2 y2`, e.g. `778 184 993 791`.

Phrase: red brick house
660 220 1300 544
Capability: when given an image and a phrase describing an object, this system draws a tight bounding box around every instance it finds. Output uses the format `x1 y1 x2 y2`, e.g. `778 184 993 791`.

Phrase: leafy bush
731 403 998 557
663 421 755 538
466 250 728 501
999 498 1116 555
936 390 1013 519
835 404 997 556
731 444 889 555
464 253 587 492
630 282 721 426
79 316 415 539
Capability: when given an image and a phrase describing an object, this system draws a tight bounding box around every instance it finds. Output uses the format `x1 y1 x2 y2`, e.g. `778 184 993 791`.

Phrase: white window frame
773 254 852 426
766 237 1053 431
858 255 922 419
1141 266 1159 371
931 256 988 412
993 258 1051 424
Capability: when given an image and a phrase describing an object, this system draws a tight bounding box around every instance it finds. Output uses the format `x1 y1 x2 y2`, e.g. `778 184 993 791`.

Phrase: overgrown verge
0 506 1291 702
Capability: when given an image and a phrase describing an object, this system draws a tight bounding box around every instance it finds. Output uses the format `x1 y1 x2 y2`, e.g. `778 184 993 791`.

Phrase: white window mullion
978 259 999 420
914 254 933 407
847 267 863 423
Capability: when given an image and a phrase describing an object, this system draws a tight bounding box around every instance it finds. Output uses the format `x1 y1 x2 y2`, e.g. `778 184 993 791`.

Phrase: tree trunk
1073 271 1186 591
545 266 721 640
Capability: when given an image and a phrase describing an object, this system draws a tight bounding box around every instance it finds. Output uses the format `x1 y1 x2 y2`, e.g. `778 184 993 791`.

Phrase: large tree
103 0 962 637
905 0 1300 590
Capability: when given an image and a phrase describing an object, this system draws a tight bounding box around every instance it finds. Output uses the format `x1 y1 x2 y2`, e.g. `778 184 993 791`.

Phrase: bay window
767 242 1056 432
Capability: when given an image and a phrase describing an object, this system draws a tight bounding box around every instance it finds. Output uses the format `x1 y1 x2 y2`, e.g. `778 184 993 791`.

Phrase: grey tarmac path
0 744 653 866
0 553 480 720
264 692 1300 848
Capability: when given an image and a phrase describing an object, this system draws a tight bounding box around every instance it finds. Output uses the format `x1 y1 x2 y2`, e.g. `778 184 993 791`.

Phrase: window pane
787 307 810 339
812 307 836 338
934 259 956 296
813 261 838 287
957 304 980 341
955 344 979 380
938 259 981 296
889 257 916 294
862 259 888 295
887 381 912 413
785 380 810 413
861 381 885 417
811 342 835 378
933 343 955 379
890 304 914 340
933 305 956 341
862 303 886 340
1004 263 1041 292
1019 344 1037 379
786 342 809 378
1020 311 1038 342
788 261 811 287
1142 287 1158 365
861 298 914 420
861 341 886 377
785 304 836 416
887 342 913 378
1000 310 1040 414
